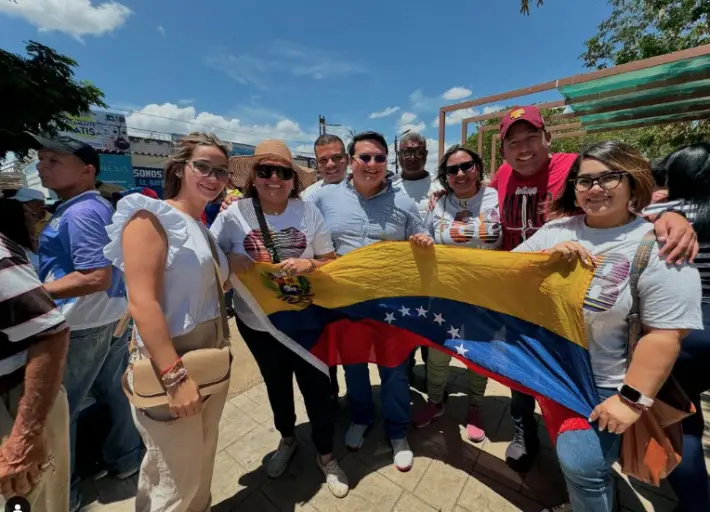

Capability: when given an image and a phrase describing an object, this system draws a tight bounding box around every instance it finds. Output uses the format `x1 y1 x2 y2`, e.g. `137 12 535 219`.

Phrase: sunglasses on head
445 160 477 176
255 164 295 180
189 160 230 181
356 153 387 164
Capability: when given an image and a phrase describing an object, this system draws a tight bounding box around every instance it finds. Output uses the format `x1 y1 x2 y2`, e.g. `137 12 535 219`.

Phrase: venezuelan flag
232 241 597 441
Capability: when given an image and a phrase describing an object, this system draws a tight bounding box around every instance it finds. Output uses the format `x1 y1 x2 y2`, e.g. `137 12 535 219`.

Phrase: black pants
329 366 339 397
238 318 334 455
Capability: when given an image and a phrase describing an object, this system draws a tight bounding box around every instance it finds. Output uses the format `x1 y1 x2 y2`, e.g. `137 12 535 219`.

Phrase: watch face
620 385 641 403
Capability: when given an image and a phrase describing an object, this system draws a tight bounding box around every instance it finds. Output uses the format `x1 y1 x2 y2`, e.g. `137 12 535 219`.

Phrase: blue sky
0 0 612 165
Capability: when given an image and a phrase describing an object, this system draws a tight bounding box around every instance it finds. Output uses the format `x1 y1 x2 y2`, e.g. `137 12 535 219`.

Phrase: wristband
160 358 182 376
658 208 687 221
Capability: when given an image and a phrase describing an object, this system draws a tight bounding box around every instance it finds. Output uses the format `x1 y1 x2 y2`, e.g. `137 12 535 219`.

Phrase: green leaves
0 41 107 161
520 0 544 15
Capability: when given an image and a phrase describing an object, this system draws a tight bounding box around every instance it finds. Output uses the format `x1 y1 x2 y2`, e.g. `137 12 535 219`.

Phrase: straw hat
229 140 316 192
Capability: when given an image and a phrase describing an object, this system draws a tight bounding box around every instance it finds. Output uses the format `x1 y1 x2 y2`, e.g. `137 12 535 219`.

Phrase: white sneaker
542 504 572 512
317 457 349 498
391 437 413 472
345 423 369 450
266 439 298 478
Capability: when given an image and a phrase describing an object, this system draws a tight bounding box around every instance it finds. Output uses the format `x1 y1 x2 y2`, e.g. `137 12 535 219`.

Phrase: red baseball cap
499 106 546 140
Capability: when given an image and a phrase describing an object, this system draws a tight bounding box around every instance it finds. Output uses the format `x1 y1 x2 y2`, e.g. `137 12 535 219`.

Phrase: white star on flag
433 313 445 325
455 343 469 356
447 326 460 339
415 306 428 317
384 312 396 324
399 306 411 317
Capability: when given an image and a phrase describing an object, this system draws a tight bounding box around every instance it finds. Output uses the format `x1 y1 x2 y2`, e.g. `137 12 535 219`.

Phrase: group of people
0 104 707 512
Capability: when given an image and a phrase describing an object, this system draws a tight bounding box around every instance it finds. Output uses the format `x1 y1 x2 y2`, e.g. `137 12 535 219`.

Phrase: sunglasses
399 148 425 157
571 171 627 192
356 153 387 165
316 153 346 167
189 160 230 181
255 164 295 181
445 160 477 176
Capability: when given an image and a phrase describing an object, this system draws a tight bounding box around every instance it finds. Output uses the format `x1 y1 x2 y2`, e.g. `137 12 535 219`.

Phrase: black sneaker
505 424 540 473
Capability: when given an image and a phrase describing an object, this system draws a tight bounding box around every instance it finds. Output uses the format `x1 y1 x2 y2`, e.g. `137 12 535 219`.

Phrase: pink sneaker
465 406 486 443
413 401 445 428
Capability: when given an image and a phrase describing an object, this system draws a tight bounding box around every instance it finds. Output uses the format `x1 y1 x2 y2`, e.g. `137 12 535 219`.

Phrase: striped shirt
0 233 68 377
644 200 710 303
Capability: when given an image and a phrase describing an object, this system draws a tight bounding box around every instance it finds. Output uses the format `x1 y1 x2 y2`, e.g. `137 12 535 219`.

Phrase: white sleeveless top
103 195 229 349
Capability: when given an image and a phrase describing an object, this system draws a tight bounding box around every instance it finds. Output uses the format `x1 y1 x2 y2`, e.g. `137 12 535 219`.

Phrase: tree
519 0 544 15
581 0 710 69
0 41 107 161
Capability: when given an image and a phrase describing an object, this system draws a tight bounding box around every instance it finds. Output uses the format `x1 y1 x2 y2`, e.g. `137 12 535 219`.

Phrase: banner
133 166 164 198
99 154 135 189
63 111 131 153
234 242 597 442
230 143 255 157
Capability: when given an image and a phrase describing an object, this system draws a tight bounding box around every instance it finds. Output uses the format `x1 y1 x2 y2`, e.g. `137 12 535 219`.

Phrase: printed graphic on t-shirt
244 227 307 262
583 253 630 313
445 208 501 245
500 185 554 249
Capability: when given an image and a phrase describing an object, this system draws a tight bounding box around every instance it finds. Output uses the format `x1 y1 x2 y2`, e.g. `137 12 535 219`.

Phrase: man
0 231 70 511
490 106 698 475
308 131 432 472
9 187 50 239
392 132 443 385
32 134 142 511
301 133 349 200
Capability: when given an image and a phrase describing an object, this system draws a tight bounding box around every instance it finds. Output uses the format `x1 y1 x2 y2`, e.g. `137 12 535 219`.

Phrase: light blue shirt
308 178 427 256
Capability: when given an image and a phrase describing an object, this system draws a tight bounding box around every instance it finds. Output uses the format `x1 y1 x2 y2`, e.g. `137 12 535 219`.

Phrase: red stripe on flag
310 318 590 443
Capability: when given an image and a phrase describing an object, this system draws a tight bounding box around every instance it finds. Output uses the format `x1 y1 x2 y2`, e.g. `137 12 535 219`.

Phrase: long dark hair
548 140 654 219
664 142 710 239
0 199 36 252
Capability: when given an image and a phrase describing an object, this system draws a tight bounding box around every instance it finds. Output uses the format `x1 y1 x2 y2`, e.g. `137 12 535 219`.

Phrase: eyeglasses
571 171 628 192
399 148 425 157
316 153 345 167
189 160 230 181
255 164 295 181
445 160 476 176
356 153 387 164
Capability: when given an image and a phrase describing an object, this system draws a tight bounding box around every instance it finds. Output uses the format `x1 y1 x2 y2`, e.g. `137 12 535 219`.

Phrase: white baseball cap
10 188 46 203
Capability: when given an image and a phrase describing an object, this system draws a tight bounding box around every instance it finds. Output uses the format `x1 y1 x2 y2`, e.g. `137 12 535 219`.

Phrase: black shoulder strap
626 229 656 363
253 198 281 263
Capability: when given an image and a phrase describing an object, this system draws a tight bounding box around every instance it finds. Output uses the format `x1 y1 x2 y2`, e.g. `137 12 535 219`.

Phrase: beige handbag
120 228 232 409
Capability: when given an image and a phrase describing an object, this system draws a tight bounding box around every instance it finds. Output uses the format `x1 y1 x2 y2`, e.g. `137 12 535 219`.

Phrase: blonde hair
163 132 230 199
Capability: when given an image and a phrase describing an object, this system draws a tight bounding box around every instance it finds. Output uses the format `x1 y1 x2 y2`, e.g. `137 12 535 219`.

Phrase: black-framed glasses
445 160 476 176
571 171 628 192
399 147 425 158
356 153 387 164
188 160 230 181
316 153 345 167
255 164 295 180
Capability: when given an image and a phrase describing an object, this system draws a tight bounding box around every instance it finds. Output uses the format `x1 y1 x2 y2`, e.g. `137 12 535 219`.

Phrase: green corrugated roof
559 55 710 131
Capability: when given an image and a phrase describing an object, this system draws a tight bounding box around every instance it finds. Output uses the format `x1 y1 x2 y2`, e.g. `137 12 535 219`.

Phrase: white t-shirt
210 198 334 331
103 195 229 352
392 174 443 220
426 187 502 249
514 215 703 389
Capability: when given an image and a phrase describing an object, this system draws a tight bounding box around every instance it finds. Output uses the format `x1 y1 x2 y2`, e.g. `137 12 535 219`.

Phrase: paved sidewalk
80 326 709 512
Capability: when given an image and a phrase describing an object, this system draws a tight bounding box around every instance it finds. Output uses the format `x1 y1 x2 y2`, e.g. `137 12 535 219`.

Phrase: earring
628 199 635 212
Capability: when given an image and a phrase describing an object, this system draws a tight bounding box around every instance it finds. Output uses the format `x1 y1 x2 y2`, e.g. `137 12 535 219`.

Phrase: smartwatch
617 384 654 410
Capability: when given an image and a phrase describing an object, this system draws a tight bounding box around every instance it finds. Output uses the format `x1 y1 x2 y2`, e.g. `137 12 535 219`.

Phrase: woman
646 143 710 512
0 197 40 271
514 141 702 512
210 140 350 498
411 145 501 442
103 132 232 512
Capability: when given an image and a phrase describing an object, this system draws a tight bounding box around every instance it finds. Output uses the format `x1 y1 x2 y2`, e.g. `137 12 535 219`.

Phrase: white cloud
369 106 400 119
432 104 508 128
0 0 132 39
483 104 505 115
157 25 166 36
442 87 472 101
206 40 369 89
124 103 316 148
177 99 193 106
397 112 426 134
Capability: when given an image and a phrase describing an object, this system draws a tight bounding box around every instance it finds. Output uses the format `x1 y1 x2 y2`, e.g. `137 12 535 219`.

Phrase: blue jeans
64 322 143 505
556 387 621 511
344 360 410 440
666 301 710 512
